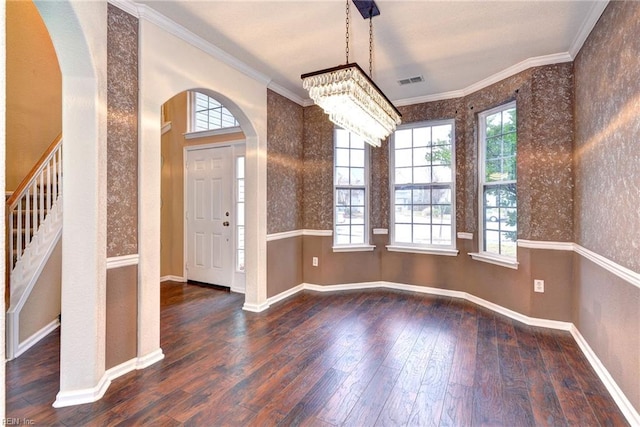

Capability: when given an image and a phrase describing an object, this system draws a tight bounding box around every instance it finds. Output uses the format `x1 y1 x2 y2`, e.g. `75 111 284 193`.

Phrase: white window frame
333 129 374 252
471 101 519 269
388 119 458 256
185 91 241 139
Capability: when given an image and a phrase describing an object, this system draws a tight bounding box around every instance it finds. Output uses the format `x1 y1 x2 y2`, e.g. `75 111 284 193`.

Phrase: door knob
223 221 230 227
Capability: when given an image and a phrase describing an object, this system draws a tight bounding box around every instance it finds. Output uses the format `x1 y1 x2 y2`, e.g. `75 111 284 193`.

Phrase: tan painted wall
160 92 245 278
106 265 138 369
6 0 62 191
573 1 640 414
19 240 61 342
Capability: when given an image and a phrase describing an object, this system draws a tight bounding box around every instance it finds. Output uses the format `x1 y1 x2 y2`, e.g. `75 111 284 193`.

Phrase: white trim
332 245 375 253
373 228 388 235
242 301 270 313
302 229 333 237
160 275 186 283
394 53 572 107
267 81 307 107
105 358 138 382
53 372 111 408
570 325 640 426
517 239 574 251
568 0 610 58
161 121 172 135
457 232 473 240
136 4 271 86
386 245 459 257
106 254 139 270
266 229 303 242
575 244 640 290
136 348 165 369
469 252 519 270
184 127 243 140
14 319 60 359
52 349 164 408
107 0 138 17
261 280 636 425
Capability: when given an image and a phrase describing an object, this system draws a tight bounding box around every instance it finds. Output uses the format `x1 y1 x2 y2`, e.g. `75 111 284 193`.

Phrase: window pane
395 167 412 184
395 224 412 243
395 148 412 167
431 145 451 165
335 129 350 148
350 167 365 185
192 92 238 131
414 166 431 183
335 148 350 167
351 149 365 167
503 108 516 133
335 167 349 185
432 165 452 183
351 225 365 244
432 225 451 245
395 129 412 149
413 127 431 147
413 224 430 244
413 147 429 166
413 205 430 224
432 125 452 145
391 121 455 248
335 226 351 244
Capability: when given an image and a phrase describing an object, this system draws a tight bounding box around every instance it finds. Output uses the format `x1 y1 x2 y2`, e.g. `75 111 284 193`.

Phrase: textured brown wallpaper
574 1 640 272
302 105 335 230
300 64 574 242
267 90 304 234
107 4 139 257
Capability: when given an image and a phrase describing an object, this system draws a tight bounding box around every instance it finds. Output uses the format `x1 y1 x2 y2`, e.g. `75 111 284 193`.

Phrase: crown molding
394 52 573 107
134 3 271 86
569 0 609 58
107 0 139 17
267 82 307 107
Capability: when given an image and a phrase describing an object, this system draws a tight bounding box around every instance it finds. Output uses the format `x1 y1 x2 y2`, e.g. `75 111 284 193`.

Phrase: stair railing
6 134 62 286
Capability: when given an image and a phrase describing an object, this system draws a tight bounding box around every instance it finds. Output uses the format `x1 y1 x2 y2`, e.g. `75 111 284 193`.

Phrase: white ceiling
135 0 606 105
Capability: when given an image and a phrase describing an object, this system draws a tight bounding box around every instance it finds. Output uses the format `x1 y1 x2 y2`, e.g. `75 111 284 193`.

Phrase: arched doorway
160 90 246 292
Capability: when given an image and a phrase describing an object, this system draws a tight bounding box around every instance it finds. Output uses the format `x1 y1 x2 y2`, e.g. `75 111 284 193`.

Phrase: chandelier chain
369 15 373 78
345 0 350 63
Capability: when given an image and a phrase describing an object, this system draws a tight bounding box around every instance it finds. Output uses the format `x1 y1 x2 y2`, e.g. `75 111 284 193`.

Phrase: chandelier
301 0 401 147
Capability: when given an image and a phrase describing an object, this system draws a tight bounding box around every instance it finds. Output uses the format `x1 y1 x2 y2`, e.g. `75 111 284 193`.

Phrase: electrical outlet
312 257 319 267
534 279 544 293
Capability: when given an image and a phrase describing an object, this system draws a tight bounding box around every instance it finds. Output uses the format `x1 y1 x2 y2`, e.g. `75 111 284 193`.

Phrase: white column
35 0 109 407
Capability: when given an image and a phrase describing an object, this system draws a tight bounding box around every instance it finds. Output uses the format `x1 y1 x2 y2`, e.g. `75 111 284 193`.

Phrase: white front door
186 146 233 286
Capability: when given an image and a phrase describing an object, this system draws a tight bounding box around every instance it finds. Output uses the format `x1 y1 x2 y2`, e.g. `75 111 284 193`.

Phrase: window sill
469 252 519 269
184 126 243 139
332 245 376 253
386 245 459 257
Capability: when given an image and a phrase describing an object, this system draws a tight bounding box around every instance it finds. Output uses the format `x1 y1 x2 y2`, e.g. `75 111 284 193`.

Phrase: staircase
6 135 63 359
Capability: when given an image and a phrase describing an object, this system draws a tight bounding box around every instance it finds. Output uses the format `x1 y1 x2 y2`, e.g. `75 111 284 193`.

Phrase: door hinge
185 210 189 220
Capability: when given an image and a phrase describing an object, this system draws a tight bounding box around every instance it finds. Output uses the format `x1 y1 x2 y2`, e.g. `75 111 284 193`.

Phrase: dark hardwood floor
6 281 629 426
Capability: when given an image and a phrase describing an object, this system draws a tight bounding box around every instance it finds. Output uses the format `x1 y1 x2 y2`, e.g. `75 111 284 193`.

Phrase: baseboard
14 318 60 359
136 348 165 369
52 349 165 408
570 326 640 425
242 301 270 313
265 280 634 425
160 275 186 283
53 372 111 408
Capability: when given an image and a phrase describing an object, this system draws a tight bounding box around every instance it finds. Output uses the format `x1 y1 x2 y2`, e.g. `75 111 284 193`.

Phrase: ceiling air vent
398 75 424 86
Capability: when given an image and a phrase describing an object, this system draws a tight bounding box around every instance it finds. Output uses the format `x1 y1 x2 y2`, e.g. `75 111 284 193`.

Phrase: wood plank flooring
6 281 629 426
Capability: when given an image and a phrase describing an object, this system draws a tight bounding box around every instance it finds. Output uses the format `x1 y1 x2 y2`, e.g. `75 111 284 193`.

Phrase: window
190 91 239 132
478 101 517 260
236 156 245 272
390 120 456 253
334 129 370 248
